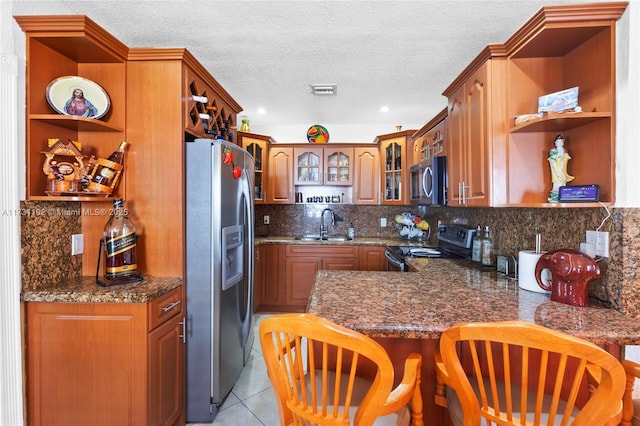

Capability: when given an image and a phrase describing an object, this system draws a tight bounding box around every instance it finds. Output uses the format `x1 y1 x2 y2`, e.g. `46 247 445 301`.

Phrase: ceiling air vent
310 84 337 96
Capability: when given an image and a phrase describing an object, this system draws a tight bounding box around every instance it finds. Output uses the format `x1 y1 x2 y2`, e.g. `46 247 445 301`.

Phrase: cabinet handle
162 300 182 312
459 181 469 204
179 317 186 343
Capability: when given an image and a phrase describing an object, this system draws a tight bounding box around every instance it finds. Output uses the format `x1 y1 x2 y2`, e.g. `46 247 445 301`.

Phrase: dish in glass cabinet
46 76 111 120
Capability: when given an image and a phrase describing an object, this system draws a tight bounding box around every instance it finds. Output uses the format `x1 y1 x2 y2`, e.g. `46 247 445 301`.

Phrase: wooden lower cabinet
286 256 323 308
254 244 286 311
25 286 185 426
256 244 387 312
359 246 386 271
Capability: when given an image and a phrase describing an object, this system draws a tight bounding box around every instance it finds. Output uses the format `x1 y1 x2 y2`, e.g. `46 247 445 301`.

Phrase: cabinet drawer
148 287 183 331
286 245 359 258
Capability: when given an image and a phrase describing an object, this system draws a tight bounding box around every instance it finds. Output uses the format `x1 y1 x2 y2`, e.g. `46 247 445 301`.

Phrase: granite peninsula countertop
21 276 182 303
307 258 640 346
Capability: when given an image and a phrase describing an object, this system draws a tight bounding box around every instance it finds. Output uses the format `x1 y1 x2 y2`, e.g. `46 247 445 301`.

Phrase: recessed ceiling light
310 84 337 96
257 107 266 114
380 106 389 112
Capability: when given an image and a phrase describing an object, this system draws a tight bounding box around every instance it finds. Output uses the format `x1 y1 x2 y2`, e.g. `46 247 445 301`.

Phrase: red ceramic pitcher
534 249 601 307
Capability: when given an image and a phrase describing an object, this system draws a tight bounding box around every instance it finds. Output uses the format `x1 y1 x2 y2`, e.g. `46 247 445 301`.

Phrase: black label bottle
103 198 140 281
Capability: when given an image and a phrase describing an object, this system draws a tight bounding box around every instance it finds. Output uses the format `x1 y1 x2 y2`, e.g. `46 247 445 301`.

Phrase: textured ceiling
11 0 614 142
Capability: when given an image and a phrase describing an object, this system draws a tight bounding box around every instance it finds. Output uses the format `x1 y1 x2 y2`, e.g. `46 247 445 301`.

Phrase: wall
255 203 640 318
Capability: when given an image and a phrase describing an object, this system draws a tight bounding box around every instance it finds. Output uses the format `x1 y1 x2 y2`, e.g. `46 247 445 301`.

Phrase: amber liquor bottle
89 141 128 193
101 198 142 284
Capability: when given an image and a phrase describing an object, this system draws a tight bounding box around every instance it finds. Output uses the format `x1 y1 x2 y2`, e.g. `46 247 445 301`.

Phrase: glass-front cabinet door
294 147 323 185
245 142 264 201
379 133 409 205
324 148 353 186
240 132 270 204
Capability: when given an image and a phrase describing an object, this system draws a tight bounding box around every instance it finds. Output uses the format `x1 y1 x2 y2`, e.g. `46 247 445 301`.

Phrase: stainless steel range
385 223 476 271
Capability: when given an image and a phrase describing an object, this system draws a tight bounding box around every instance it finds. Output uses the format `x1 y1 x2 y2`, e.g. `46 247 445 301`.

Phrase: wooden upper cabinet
294 147 323 185
324 147 354 186
240 131 273 204
15 15 128 202
267 146 294 204
443 46 508 207
502 2 626 206
353 146 380 205
182 57 242 143
440 2 626 208
377 130 414 205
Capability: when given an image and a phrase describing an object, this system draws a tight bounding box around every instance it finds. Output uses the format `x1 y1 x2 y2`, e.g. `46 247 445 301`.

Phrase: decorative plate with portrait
46 76 111 120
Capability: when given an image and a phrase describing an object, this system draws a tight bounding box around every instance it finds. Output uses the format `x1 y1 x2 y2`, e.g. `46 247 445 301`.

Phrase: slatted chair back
259 313 423 426
436 321 625 426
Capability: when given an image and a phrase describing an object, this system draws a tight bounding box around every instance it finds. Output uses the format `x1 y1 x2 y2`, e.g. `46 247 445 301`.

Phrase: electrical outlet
586 230 609 257
595 231 609 258
71 234 83 255
380 217 387 227
263 215 270 225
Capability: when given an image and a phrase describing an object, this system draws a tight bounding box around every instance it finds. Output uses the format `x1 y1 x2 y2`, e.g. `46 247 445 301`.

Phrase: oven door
384 249 407 272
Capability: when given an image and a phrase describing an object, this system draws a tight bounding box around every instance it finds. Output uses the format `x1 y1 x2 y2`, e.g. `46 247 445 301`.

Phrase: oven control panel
437 224 475 249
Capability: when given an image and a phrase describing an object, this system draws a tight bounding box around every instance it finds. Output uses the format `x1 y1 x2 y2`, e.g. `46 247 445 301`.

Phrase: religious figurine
547 134 574 202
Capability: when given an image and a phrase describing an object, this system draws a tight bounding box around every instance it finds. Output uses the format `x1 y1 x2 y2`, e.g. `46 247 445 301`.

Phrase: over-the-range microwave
409 156 447 205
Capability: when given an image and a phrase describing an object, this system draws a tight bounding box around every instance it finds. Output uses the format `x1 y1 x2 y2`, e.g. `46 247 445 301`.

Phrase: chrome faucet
320 208 335 238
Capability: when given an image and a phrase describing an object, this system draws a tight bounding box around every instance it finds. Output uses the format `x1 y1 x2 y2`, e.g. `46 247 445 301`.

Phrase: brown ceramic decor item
535 248 601 307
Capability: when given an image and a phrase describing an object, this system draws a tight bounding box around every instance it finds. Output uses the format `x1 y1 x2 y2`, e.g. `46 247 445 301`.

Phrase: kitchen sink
293 236 352 242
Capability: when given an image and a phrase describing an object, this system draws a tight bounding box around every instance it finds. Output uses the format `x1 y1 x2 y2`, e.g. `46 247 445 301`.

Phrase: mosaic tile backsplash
21 201 82 291
21 200 640 318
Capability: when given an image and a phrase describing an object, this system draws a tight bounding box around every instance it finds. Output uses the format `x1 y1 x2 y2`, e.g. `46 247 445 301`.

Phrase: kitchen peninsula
307 258 640 424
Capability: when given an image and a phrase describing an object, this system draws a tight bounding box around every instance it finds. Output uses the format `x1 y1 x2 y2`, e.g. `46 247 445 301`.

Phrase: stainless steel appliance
385 223 475 271
409 156 447 205
185 138 255 422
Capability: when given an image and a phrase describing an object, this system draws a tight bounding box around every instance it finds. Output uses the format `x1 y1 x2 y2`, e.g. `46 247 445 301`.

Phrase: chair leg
435 373 448 408
620 372 635 426
410 374 424 426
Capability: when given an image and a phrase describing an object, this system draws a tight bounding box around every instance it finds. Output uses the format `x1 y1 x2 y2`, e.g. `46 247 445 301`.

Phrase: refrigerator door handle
240 167 254 345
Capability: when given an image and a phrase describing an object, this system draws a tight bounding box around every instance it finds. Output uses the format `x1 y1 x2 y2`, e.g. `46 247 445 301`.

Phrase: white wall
616 1 640 208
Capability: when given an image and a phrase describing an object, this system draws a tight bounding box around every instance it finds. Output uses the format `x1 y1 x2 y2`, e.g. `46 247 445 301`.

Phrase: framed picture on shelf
46 76 111 119
538 86 579 113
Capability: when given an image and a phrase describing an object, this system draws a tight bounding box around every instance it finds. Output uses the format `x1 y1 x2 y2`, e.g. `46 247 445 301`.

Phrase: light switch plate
71 234 83 255
380 217 387 227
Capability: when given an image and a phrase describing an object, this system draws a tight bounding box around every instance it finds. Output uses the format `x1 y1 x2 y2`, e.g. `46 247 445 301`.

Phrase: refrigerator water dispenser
222 225 244 290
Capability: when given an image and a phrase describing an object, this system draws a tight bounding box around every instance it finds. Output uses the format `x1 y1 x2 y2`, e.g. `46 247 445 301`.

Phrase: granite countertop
307 258 640 345
21 276 182 304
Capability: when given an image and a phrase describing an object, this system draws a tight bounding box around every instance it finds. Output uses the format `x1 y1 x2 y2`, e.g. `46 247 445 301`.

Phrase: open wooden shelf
30 114 124 132
510 112 611 133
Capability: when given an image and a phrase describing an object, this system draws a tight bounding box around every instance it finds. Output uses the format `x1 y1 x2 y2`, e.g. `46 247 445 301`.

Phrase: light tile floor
188 313 280 426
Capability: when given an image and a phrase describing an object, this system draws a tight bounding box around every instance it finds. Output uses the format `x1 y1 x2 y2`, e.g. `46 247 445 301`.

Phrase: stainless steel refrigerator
185 138 255 422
